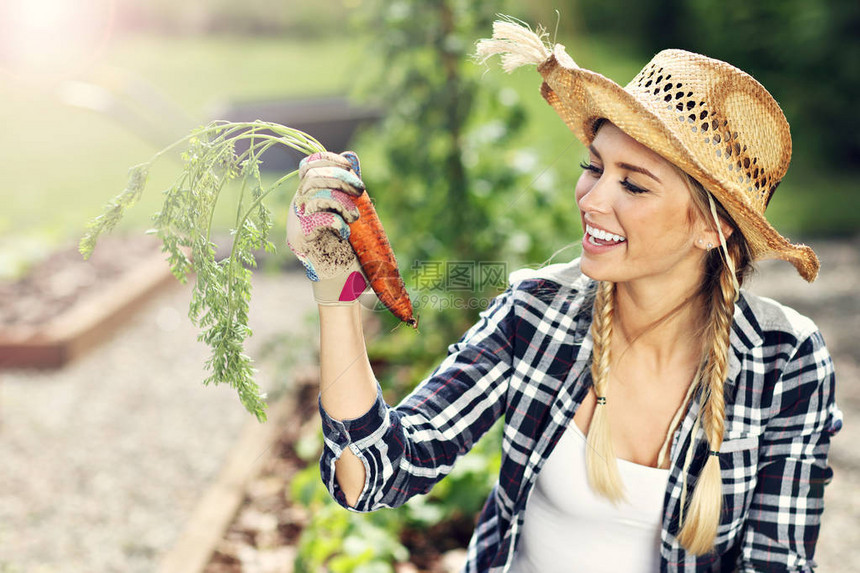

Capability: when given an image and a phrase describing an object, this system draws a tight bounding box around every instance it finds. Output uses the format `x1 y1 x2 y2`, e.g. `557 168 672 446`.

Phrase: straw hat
477 19 819 281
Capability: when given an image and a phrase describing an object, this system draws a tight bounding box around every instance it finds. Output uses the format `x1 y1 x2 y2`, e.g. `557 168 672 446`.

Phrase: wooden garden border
0 251 177 368
156 394 296 573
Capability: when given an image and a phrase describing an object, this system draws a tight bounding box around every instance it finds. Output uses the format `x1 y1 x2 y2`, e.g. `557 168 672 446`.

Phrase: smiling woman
0 0 115 79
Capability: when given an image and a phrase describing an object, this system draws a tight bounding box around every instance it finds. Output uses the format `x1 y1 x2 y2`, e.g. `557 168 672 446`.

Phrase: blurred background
1 0 857 276
0 0 857 571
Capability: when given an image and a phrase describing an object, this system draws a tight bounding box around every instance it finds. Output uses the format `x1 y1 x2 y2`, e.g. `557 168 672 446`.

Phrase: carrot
348 190 418 329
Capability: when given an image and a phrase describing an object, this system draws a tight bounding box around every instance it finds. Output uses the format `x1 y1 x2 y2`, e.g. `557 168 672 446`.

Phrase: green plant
291 464 409 573
289 420 501 571
80 121 326 421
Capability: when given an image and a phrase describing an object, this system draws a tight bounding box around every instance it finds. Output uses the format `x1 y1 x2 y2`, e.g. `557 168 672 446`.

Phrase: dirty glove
287 151 370 305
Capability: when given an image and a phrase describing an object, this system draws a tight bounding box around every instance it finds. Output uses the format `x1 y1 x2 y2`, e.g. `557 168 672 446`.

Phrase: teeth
586 224 626 243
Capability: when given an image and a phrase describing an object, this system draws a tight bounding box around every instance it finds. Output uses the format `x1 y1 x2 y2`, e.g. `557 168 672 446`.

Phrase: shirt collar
557 263 763 395
725 290 764 394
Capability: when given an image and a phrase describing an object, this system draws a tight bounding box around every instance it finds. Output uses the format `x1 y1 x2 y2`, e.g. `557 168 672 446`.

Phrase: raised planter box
0 238 177 369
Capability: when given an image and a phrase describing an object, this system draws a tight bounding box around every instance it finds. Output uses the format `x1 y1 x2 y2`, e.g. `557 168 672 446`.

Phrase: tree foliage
575 0 860 166
290 1 562 568
349 0 585 349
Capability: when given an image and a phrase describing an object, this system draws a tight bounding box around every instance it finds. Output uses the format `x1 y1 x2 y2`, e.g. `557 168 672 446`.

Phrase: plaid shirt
319 259 842 572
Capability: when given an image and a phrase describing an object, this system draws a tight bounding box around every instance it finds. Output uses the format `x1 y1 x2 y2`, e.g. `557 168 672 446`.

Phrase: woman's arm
285 150 381 507
318 303 377 507
289 151 514 512
317 284 516 513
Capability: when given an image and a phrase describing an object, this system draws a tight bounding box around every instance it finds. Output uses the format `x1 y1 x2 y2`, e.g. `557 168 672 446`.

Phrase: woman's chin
579 255 613 283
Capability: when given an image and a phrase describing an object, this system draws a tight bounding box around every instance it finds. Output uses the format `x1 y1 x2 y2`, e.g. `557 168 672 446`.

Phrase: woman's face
575 122 708 288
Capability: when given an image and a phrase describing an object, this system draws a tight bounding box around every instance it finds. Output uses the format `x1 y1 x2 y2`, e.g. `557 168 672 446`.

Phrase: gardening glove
287 151 371 305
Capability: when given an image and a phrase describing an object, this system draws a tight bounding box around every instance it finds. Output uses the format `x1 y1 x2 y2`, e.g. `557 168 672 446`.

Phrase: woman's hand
287 151 371 305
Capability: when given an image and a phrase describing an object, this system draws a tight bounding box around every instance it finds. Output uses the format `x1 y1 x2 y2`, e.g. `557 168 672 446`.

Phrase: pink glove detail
296 203 350 241
340 271 368 302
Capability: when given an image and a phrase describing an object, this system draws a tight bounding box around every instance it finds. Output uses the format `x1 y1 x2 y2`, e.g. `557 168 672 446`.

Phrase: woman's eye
579 160 602 175
622 179 649 194
579 161 649 194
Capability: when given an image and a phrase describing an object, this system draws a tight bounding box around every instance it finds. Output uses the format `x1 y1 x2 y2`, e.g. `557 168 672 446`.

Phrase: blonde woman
286 19 842 572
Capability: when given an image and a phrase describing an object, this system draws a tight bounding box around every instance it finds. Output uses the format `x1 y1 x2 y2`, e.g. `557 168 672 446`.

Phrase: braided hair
585 167 752 554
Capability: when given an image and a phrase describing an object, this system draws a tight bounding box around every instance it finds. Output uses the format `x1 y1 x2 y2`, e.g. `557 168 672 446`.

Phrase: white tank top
509 422 670 573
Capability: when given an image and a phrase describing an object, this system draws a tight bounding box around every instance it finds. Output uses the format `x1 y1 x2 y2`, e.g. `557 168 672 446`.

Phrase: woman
286 19 842 572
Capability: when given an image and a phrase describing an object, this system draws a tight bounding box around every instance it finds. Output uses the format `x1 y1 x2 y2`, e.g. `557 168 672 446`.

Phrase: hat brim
537 54 819 282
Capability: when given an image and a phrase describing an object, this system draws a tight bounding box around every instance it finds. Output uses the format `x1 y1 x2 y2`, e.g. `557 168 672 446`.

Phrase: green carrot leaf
79 163 151 259
80 121 326 421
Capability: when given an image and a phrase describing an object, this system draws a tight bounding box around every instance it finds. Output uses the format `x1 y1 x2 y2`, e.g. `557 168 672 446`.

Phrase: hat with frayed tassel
477 18 819 281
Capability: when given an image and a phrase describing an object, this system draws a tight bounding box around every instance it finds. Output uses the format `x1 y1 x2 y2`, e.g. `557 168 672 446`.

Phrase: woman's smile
584 223 627 251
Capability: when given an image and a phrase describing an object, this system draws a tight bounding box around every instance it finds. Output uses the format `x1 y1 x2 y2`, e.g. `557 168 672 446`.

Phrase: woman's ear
696 219 733 251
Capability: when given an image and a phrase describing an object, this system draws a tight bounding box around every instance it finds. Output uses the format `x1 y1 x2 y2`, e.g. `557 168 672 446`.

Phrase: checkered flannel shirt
319 259 842 572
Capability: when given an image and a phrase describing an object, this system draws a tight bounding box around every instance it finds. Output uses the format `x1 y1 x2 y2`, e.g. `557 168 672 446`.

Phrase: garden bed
159 368 472 573
0 235 175 368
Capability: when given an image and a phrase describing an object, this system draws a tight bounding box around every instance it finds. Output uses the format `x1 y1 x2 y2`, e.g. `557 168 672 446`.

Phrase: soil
203 380 317 573
0 234 164 329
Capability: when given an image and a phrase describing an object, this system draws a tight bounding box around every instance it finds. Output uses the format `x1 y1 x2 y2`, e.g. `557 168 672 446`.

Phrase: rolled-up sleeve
319 285 517 512
737 330 842 571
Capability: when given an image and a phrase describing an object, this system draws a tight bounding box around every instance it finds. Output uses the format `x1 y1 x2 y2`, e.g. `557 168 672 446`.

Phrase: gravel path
0 270 318 573
0 238 857 572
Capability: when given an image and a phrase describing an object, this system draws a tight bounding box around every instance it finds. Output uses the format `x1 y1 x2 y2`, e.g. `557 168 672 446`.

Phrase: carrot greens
80 121 326 422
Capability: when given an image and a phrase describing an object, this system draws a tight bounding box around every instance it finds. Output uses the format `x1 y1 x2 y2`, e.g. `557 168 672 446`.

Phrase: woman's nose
577 178 611 214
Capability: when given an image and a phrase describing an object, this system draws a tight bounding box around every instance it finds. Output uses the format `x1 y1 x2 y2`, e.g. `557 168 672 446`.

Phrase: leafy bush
290 418 501 572
292 469 409 573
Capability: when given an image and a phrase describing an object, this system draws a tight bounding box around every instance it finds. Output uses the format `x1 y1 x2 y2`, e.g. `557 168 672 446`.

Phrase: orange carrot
348 190 418 329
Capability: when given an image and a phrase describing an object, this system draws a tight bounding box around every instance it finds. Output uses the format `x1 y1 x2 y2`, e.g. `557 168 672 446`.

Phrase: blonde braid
676 240 739 554
586 280 625 501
